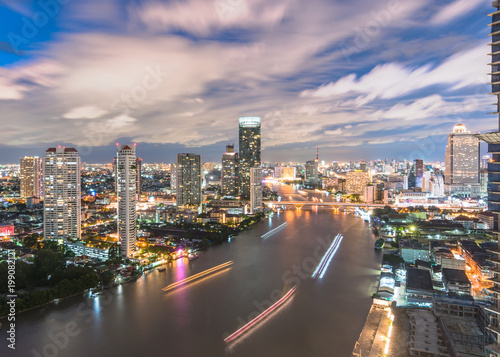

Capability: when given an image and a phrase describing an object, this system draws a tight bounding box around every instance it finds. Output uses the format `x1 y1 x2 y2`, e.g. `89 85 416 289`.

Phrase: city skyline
0 0 496 163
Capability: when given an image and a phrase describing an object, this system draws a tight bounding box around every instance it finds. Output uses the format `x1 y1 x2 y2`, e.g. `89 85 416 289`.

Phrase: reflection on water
11 189 381 357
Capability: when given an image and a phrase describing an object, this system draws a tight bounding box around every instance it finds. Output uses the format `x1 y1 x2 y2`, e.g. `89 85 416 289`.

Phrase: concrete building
43 147 81 241
363 185 375 203
176 153 202 207
136 157 142 196
20 156 43 198
400 239 429 263
116 145 137 257
345 171 371 195
250 167 262 214
239 117 261 198
445 123 480 197
221 144 239 197
274 166 296 180
441 268 471 296
305 160 320 188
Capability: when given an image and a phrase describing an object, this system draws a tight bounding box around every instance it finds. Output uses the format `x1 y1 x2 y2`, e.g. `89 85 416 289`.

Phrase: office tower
360 161 367 171
136 157 142 196
239 117 261 198
20 156 43 198
43 147 81 241
176 153 202 207
221 144 239 197
476 5 500 354
116 145 137 257
250 167 262 214
444 123 480 197
305 160 319 188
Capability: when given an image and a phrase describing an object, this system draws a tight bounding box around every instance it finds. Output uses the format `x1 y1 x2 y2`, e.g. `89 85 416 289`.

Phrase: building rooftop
407 268 433 292
442 268 470 284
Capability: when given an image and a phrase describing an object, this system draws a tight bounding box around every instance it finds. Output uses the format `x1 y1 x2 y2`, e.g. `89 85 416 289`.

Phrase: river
6 187 382 357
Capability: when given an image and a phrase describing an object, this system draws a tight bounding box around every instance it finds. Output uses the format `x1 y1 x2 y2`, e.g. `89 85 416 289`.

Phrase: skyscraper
475 5 500 354
445 123 480 197
20 156 43 198
305 160 319 188
221 144 239 197
176 153 202 207
239 117 261 198
43 147 81 241
116 145 137 257
250 167 262 214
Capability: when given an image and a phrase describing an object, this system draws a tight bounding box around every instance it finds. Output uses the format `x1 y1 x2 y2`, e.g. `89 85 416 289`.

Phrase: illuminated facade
176 153 202 207
221 144 239 197
239 117 261 198
445 123 480 197
43 147 81 241
345 171 371 195
20 156 43 198
116 145 137 257
477 3 500 355
274 166 296 180
250 167 262 214
305 160 320 188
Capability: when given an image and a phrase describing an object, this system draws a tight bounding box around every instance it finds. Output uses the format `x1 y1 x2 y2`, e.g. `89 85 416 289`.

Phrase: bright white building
116 144 137 257
43 147 81 241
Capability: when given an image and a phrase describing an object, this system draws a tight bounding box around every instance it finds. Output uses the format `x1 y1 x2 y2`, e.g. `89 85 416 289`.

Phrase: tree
23 234 39 249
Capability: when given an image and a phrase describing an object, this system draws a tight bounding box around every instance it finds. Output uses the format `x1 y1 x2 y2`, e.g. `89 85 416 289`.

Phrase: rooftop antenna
315 146 319 162
226 135 234 146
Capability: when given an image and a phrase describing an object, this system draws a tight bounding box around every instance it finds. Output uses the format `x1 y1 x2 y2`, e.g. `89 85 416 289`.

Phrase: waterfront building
305 160 320 188
43 147 81 241
274 166 296 180
445 123 480 197
239 117 261 198
250 167 262 214
221 144 239 197
116 145 137 257
345 171 371 195
20 156 43 198
176 153 202 207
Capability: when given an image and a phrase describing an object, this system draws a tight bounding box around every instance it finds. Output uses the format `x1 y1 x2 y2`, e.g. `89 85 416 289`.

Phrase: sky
0 0 496 164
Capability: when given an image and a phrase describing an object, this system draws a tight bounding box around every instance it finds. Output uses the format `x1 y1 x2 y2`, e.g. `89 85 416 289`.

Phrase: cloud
63 106 108 119
301 44 487 104
430 0 487 25
133 0 290 35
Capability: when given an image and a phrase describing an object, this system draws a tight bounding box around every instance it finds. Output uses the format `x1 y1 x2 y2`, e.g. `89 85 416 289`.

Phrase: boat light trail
224 286 296 343
261 222 288 239
311 234 343 279
162 261 234 292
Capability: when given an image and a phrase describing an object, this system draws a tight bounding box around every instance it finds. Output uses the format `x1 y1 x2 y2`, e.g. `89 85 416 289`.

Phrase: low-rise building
400 239 429 263
441 268 471 296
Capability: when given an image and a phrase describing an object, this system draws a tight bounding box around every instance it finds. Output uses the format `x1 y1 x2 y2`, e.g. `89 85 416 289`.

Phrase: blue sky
0 0 495 163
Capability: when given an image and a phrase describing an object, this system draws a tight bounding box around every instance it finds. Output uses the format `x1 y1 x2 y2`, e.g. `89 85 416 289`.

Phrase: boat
374 238 385 250
157 267 166 272
188 254 199 261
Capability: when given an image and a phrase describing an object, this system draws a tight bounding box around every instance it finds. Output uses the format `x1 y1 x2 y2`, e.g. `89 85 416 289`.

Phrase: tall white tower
116 144 137 257
43 147 81 242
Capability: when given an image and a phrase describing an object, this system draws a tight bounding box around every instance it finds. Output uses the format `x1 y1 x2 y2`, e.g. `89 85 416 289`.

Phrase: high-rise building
43 147 81 241
305 160 320 188
239 117 261 198
345 171 371 195
221 144 239 197
476 4 500 354
170 164 177 193
250 167 262 214
20 156 43 198
116 145 137 257
176 153 202 207
136 157 142 196
445 123 480 197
